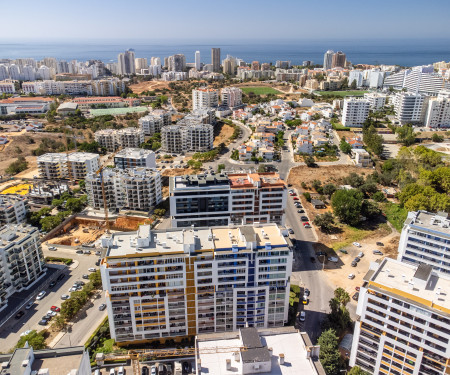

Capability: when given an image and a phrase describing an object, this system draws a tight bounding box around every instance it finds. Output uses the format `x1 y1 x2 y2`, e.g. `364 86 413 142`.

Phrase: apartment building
221 87 243 108
85 167 162 213
94 127 144 151
342 97 370 127
100 223 293 344
364 93 387 110
192 88 219 110
0 80 15 94
37 152 99 180
0 224 45 311
72 96 140 111
394 92 428 125
350 257 450 375
114 148 156 169
425 90 450 128
139 110 171 136
0 196 29 226
161 123 214 153
211 48 221 72
323 50 334 71
118 49 136 75
397 210 450 275
94 129 117 152
169 172 287 228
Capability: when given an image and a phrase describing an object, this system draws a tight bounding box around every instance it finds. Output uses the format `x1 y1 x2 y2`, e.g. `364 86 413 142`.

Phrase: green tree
331 189 364 226
343 172 365 188
6 156 28 175
314 212 335 233
318 329 341 375
15 330 46 349
323 183 337 197
304 155 316 167
40 216 63 232
303 192 312 202
187 159 202 170
89 270 102 289
217 164 225 173
350 79 357 90
230 150 239 160
339 139 352 154
52 315 67 330
65 197 84 213
154 208 166 217
372 191 386 202
396 124 416 146
431 133 444 143
334 287 350 306
52 198 64 207
348 366 370 375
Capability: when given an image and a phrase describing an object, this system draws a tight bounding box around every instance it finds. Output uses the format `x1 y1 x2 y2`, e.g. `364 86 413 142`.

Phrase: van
117 367 124 375
109 368 115 375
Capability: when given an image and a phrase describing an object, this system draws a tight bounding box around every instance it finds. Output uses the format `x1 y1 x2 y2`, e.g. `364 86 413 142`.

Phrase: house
238 144 253 161
258 146 274 161
312 135 329 146
352 149 373 167
301 112 312 122
296 139 313 154
348 138 364 149
311 199 326 209
382 187 398 198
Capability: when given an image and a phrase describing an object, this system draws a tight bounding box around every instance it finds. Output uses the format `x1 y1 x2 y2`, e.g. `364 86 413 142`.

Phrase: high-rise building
349 71 364 88
161 123 214 153
331 51 346 68
151 57 161 67
113 148 156 169
251 61 260 70
0 196 29 226
393 92 428 125
192 88 219 110
222 56 237 76
350 257 450 375
261 63 271 71
117 49 136 75
0 224 45 312
323 50 334 70
211 48 221 72
341 97 370 127
275 61 290 69
168 54 186 72
134 57 148 73
364 93 387 110
170 172 287 227
221 87 243 108
95 127 144 151
37 152 99 180
425 90 450 128
195 51 201 71
139 110 171 135
100 223 293 344
397 210 450 275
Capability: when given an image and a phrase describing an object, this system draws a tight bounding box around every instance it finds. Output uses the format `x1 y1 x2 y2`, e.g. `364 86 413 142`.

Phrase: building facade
341 98 370 127
114 148 156 169
192 88 219 110
0 196 29 226
118 49 136 75
425 90 450 128
100 223 293 344
221 87 243 108
161 123 214 153
95 127 144 151
211 48 221 72
364 93 387 110
393 92 428 125
350 257 450 375
37 152 99 180
139 110 171 136
169 172 287 228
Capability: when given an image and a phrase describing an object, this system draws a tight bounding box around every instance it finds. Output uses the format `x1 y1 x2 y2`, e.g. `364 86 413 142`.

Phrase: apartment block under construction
100 223 293 345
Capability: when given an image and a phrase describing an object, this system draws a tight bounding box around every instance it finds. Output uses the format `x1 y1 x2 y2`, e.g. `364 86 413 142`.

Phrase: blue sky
2 0 450 41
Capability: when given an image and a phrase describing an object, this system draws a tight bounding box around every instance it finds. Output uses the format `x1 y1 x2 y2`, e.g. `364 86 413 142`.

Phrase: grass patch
316 90 368 97
332 122 351 131
331 226 371 251
382 202 408 231
45 257 73 266
241 86 281 95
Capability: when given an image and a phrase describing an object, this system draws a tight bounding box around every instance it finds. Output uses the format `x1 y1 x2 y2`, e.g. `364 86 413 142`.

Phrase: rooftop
67 152 99 162
404 210 450 237
114 148 154 159
0 224 38 250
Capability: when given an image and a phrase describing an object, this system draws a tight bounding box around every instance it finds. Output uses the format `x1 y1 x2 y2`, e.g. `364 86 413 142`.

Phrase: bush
45 257 73 265
303 192 311 202
372 191 386 202
16 330 46 349
6 156 28 175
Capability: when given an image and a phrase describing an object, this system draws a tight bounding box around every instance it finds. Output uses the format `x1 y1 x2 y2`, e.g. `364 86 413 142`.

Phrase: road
0 245 105 351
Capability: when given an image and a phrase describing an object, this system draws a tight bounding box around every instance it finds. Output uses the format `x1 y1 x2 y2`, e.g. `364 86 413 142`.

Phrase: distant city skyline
2 0 450 41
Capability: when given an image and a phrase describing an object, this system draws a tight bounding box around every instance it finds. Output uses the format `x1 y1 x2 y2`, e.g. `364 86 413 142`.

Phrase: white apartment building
397 210 450 275
364 93 387 110
22 78 125 96
221 87 243 108
0 224 45 312
94 127 144 151
0 196 28 226
350 257 450 375
94 129 117 152
192 88 219 110
139 110 171 135
393 92 428 125
85 167 162 213
170 172 287 228
195 51 201 71
0 81 15 94
341 98 370 127
323 50 334 71
100 223 293 344
37 152 99 180
161 123 214 153
114 148 156 169
118 49 136 75
425 90 450 128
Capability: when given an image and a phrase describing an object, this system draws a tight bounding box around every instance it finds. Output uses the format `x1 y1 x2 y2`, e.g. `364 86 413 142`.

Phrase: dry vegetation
213 123 234 147
129 81 171 94
288 165 365 186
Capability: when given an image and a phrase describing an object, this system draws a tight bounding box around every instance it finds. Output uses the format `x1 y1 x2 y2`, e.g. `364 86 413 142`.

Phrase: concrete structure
37 152 99 180
196 327 324 375
352 149 373 168
0 96 53 116
114 148 156 169
118 49 136 75
364 93 387 110
0 345 91 375
100 223 293 344
425 90 450 128
72 96 140 111
211 48 221 72
195 51 201 71
139 110 171 136
341 98 370 127
95 127 144 151
170 172 287 228
192 88 219 110
323 50 334 70
56 102 78 114
168 54 186 72
85 167 162 213
0 80 15 94
0 224 45 311
350 257 450 375
161 123 214 153
331 51 346 68
397 210 450 275
0 196 28 226
393 92 428 125
221 87 243 108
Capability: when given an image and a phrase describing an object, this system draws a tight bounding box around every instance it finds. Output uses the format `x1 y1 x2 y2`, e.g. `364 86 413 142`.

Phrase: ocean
1 39 450 67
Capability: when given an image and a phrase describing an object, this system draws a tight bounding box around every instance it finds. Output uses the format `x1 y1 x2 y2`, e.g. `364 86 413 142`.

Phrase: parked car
328 257 338 263
376 242 384 246
302 296 308 305
358 251 364 258
48 246 57 251
297 209 305 213
76 250 83 254
299 311 306 322
88 267 96 272
15 311 25 319
348 273 355 279
20 330 33 337
50 306 60 312
25 301 34 310
46 310 57 317
38 319 48 326
301 216 308 221
61 294 70 300
353 242 361 247
57 274 65 281
95 251 102 256
82 274 89 279
117 366 124 375
339 249 348 254
83 250 91 254
354 257 360 263
150 366 157 375
288 228 294 234
49 280 56 288
36 291 46 300
351 261 357 267
353 292 360 301
99 303 107 311
141 366 149 375
355 286 360 291
293 197 299 200
304 288 310 296
373 250 383 255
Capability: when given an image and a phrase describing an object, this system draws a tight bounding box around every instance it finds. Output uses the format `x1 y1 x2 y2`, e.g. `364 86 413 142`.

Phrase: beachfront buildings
85 167 162 213
364 93 387 110
350 257 450 375
0 196 29 226
211 48 221 72
425 90 450 128
113 148 156 169
221 87 243 108
118 49 136 75
0 224 45 312
100 223 293 344
341 98 370 127
192 88 219 110
139 110 171 135
94 127 144 152
393 92 428 125
397 210 450 275
161 123 214 153
169 172 287 228
37 152 99 180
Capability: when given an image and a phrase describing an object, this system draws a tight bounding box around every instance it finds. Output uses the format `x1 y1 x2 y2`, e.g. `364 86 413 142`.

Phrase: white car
48 246 57 251
25 301 34 310
353 242 361 247
88 267 96 272
299 311 306 322
20 330 33 337
348 273 355 279
46 310 57 317
328 257 339 263
61 294 70 300
36 291 46 300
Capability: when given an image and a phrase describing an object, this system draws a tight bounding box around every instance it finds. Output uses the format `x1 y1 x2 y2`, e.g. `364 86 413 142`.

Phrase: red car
303 222 310 226
50 306 60 312
355 287 360 291
293 197 299 200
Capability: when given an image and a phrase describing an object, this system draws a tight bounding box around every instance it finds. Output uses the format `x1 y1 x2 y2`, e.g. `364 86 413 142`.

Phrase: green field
89 106 148 116
316 90 368 97
241 86 281 95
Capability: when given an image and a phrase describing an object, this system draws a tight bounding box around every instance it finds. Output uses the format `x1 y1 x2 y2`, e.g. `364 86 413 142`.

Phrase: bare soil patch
48 223 105 246
288 165 365 187
214 123 234 147
129 81 171 94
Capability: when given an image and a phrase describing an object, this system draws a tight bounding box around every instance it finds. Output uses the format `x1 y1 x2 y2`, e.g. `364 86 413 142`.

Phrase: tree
314 212 334 233
350 79 357 90
217 164 225 173
52 198 64 207
40 216 63 232
89 270 102 289
52 314 67 330
362 200 381 218
187 159 202 170
303 192 312 202
77 141 100 153
331 189 364 226
6 156 28 175
334 287 350 306
65 197 84 213
339 139 352 154
318 329 341 375
154 208 166 217
348 366 370 375
372 191 386 202
431 133 444 142
323 183 337 197
343 172 365 188
231 150 239 160
15 330 46 349
304 155 316 167
396 124 416 146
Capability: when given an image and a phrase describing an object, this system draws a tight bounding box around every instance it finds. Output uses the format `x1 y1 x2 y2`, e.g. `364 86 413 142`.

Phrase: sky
2 0 450 42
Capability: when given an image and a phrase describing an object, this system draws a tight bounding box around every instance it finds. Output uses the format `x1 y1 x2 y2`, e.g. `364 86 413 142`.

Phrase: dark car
76 250 83 254
353 292 360 301
99 303 107 311
301 216 308 221
43 314 52 321
182 362 191 373
354 257 360 263
351 261 357 267
57 274 65 281
297 209 305 213
38 319 48 326
15 311 25 319
49 280 57 288
141 366 149 375
376 242 384 246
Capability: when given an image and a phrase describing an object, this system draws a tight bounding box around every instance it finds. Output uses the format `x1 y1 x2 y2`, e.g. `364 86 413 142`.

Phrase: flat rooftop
405 210 450 237
368 258 450 315
67 152 99 162
172 173 230 190
0 224 37 250
115 148 154 159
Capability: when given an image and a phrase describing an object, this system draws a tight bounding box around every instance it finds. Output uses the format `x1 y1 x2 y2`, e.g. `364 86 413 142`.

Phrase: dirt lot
288 165 366 187
129 81 171 94
161 168 196 177
48 223 105 246
214 123 234 147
